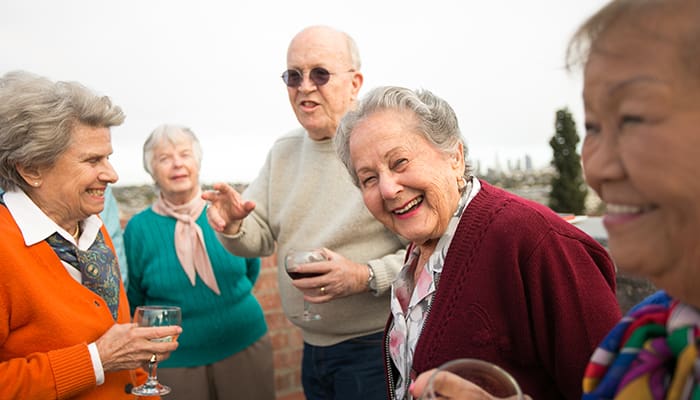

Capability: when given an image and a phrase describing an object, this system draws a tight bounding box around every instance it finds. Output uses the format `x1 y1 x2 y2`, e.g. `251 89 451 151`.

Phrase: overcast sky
1 0 608 185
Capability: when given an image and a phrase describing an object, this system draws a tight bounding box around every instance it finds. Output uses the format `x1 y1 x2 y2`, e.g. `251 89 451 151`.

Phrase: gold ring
320 286 326 295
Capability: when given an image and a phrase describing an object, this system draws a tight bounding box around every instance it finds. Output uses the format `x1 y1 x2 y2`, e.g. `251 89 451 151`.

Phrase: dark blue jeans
302 331 387 400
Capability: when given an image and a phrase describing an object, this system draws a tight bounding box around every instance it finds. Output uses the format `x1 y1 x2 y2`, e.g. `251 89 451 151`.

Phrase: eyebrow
584 75 670 110
608 75 669 94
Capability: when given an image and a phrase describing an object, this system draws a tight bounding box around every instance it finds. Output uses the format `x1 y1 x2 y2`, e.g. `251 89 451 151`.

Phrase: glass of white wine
131 305 182 396
421 358 524 400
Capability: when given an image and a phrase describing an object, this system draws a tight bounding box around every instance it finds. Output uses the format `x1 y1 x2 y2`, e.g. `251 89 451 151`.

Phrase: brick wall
253 254 306 400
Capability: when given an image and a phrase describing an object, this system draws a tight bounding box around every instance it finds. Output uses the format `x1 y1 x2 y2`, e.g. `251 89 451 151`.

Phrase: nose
297 72 317 93
100 160 119 184
172 155 185 167
378 173 402 200
582 128 624 190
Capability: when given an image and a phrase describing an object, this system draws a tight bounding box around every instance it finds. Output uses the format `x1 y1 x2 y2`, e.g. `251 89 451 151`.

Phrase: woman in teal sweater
125 124 274 399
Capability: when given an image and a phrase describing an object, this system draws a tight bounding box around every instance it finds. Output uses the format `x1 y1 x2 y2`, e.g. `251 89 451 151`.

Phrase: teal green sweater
124 206 267 368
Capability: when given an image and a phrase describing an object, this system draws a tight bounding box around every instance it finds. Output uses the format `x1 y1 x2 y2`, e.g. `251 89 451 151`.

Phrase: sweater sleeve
367 247 407 294
0 340 96 399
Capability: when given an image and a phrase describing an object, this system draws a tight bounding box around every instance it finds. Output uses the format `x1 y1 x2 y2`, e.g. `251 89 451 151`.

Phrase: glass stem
303 300 312 318
145 358 159 388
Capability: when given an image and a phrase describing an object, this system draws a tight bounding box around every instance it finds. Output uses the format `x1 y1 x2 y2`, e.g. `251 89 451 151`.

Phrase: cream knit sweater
217 129 406 346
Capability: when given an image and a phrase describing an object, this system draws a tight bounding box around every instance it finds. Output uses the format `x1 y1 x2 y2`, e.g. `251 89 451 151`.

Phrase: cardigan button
124 383 133 393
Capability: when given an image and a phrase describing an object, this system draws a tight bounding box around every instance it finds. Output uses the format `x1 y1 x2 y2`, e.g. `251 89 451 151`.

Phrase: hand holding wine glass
131 305 182 396
416 359 525 400
285 249 326 321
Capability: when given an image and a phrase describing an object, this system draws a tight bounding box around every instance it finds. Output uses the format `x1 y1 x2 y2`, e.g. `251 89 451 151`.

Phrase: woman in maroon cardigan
334 86 621 399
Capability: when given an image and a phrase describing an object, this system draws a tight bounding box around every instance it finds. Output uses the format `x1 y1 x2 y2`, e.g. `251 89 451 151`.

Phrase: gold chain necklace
71 224 80 241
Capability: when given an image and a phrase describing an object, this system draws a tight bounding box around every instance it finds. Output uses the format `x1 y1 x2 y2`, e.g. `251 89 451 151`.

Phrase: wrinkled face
31 124 117 230
349 109 464 251
286 28 362 140
581 13 700 304
151 138 200 204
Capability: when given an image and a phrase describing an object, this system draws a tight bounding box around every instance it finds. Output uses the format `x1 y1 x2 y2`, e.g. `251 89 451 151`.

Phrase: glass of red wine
420 358 524 399
285 249 325 321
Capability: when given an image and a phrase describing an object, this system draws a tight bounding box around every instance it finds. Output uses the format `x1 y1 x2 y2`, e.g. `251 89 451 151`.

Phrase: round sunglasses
281 67 355 87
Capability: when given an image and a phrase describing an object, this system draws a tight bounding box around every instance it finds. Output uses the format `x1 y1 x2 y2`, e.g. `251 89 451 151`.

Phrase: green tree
549 108 588 214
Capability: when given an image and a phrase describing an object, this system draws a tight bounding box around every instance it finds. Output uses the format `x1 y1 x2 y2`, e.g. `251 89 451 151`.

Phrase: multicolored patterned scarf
47 230 121 320
583 291 700 400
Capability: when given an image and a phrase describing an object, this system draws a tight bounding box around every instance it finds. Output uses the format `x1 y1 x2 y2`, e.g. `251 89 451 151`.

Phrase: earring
457 176 467 191
33 181 40 187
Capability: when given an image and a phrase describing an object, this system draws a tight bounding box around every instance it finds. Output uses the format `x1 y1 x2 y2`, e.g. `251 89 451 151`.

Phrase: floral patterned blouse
389 177 480 399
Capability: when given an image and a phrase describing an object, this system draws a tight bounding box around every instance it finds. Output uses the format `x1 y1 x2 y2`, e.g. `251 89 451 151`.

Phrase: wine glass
285 249 325 321
131 305 182 396
421 358 524 400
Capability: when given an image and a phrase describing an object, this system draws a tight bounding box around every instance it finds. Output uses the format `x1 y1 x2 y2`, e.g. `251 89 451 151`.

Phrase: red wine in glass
287 271 324 280
285 249 326 321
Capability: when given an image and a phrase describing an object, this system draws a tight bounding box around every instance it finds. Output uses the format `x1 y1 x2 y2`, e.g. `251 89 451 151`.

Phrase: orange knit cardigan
0 205 149 399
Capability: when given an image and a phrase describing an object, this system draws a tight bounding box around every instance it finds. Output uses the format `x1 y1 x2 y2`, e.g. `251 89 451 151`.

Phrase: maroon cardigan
384 181 621 399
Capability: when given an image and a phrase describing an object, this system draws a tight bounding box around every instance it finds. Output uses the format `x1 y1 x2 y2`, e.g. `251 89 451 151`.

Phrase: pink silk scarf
152 189 221 295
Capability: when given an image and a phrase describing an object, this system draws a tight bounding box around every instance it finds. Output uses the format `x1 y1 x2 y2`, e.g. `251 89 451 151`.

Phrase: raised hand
202 182 256 235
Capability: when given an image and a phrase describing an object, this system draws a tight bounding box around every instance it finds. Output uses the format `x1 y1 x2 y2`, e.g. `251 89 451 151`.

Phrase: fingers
290 251 367 301
140 325 182 341
427 371 490 399
242 200 256 214
206 205 227 232
203 184 256 234
302 285 333 304
409 369 437 398
210 182 233 195
97 323 181 373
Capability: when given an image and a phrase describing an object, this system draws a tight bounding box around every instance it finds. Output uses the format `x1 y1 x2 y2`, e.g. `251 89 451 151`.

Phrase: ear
351 71 364 98
15 163 43 187
450 142 466 173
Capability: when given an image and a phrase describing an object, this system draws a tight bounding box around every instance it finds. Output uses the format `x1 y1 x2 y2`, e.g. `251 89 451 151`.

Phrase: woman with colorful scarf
569 0 700 398
124 124 274 399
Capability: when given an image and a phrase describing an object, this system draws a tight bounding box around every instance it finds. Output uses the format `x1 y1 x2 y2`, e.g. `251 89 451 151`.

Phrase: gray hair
0 70 125 192
142 124 203 178
566 0 700 73
345 30 362 70
335 86 470 187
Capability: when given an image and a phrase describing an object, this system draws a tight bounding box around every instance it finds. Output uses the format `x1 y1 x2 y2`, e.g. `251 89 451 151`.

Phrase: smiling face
286 26 363 141
581 7 700 304
349 109 465 253
150 137 201 205
24 123 117 231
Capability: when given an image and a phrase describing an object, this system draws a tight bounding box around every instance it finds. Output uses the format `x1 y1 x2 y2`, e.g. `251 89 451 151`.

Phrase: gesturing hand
202 182 256 235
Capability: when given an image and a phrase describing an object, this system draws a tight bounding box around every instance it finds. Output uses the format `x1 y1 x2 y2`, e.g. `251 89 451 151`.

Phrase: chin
610 244 662 282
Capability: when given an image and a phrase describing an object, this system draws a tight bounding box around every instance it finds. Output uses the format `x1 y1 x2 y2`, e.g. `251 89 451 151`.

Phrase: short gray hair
142 124 203 179
345 30 362 70
566 0 700 74
335 86 470 187
0 70 125 192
